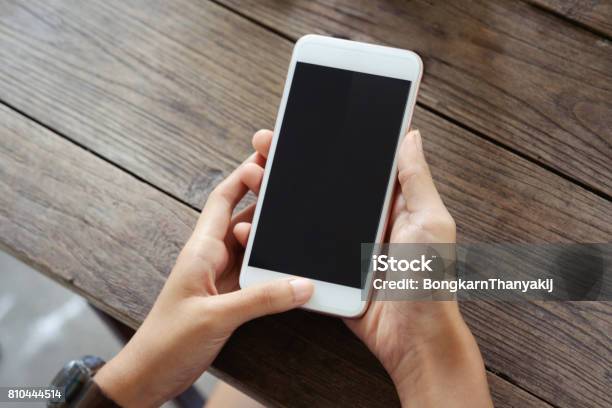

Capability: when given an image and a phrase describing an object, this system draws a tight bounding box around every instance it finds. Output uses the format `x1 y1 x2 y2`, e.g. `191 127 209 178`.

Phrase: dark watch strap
49 356 117 408
73 381 120 408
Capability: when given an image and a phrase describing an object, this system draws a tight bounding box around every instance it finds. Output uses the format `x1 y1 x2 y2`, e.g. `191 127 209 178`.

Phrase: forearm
388 316 492 407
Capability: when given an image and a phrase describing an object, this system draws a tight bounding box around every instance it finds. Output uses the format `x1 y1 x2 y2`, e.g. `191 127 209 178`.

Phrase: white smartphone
240 35 423 318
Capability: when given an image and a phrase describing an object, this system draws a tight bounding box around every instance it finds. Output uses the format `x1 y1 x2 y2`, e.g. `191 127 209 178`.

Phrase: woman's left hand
94 140 313 408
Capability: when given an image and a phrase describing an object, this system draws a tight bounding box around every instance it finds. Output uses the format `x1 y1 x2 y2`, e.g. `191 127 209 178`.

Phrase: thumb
212 278 314 328
397 129 445 212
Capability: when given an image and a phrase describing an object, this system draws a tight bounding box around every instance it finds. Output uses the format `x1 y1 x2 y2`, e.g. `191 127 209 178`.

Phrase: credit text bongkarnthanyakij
362 244 612 301
371 254 553 294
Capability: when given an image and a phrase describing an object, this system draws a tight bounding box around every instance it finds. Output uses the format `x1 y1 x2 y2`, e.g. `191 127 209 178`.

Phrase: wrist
94 350 161 408
385 305 491 407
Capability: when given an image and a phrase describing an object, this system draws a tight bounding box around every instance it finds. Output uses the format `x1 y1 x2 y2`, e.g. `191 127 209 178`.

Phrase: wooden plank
0 105 550 407
0 0 289 207
0 0 610 405
527 0 612 38
216 0 612 197
487 372 552 408
462 301 612 407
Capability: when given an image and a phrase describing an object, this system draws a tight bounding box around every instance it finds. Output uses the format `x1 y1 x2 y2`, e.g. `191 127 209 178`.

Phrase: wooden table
1 1 610 406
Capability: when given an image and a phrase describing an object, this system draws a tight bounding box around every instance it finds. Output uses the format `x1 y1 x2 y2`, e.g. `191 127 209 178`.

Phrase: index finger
193 153 260 241
252 129 273 159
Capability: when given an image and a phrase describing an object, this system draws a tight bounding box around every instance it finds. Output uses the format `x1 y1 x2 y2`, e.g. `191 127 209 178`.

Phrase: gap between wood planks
525 0 612 41
417 102 612 203
0 98 202 215
209 0 612 204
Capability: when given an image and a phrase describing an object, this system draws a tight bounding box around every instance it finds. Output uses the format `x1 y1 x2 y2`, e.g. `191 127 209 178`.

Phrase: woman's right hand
345 130 492 407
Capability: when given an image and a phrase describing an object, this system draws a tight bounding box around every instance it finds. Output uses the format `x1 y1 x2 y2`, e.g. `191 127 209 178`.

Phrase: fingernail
289 278 313 304
412 129 423 153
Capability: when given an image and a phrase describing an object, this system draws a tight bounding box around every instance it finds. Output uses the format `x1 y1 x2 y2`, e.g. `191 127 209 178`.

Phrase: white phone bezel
239 34 423 318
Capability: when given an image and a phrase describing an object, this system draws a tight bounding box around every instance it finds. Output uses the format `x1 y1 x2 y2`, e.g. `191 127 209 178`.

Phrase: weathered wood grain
527 0 612 38
487 370 552 408
0 0 289 207
0 0 609 242
217 0 612 197
462 301 612 407
0 105 551 407
1 0 611 406
0 105 192 326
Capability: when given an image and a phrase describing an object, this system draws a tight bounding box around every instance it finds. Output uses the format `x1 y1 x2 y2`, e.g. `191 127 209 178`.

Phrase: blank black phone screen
248 62 411 288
